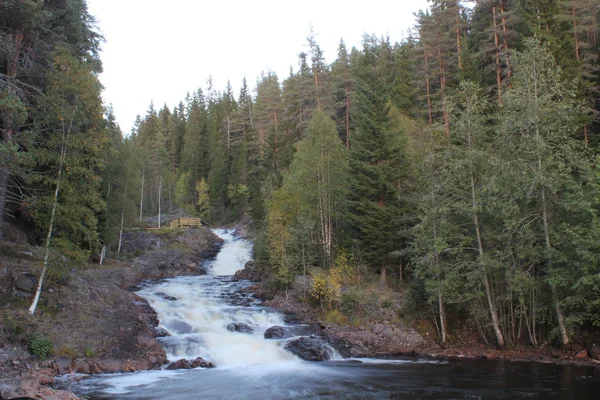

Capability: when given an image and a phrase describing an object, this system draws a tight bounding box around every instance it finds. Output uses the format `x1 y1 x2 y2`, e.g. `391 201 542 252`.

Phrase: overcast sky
86 0 431 133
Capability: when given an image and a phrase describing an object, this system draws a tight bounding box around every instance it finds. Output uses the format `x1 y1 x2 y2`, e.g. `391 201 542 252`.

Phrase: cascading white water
137 229 296 367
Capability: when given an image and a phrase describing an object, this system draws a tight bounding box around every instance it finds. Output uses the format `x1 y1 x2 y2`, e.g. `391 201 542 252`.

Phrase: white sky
86 0 431 133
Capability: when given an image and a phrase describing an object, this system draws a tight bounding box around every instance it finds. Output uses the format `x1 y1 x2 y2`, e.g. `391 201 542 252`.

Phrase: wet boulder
165 357 215 370
226 322 254 333
284 337 333 361
170 320 193 334
264 325 322 339
156 292 178 301
154 327 170 337
54 356 73 375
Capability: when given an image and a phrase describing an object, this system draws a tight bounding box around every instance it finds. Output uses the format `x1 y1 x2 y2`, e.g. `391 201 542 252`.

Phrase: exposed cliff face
0 225 222 399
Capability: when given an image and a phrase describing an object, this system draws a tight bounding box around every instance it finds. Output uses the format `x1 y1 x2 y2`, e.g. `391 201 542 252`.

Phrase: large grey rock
55 356 73 375
226 322 253 333
170 320 193 334
264 325 322 339
13 273 37 293
165 357 215 370
284 337 333 361
0 378 21 399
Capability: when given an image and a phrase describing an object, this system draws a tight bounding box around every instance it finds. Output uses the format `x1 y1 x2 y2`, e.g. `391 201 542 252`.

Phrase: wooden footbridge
169 217 202 229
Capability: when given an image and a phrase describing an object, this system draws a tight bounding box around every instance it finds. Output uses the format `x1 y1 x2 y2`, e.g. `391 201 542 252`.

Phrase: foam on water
77 370 184 395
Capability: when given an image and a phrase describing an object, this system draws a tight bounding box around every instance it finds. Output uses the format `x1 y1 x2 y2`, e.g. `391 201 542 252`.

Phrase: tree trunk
380 264 387 287
398 262 403 282
99 245 106 265
117 179 128 254
572 0 580 60
500 2 512 81
470 167 505 348
456 7 463 70
0 167 8 239
139 169 145 224
438 291 447 343
437 46 450 137
29 114 74 315
345 87 351 149
158 174 162 229
424 50 433 126
493 7 503 105
433 212 447 343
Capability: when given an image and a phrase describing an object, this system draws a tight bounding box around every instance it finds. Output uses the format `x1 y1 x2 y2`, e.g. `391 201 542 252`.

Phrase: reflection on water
74 358 600 400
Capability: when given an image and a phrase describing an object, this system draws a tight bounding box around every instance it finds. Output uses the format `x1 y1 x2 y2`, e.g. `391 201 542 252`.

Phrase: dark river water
68 230 600 400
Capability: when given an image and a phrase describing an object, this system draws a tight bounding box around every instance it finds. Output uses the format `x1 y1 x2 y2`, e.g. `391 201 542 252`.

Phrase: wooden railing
169 217 202 229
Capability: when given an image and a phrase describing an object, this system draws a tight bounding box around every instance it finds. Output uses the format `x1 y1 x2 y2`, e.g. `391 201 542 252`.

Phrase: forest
1 0 600 349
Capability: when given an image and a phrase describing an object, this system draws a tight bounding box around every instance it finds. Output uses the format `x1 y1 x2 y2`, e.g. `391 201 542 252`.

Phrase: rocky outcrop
371 322 426 348
233 260 261 281
284 337 333 361
165 357 215 370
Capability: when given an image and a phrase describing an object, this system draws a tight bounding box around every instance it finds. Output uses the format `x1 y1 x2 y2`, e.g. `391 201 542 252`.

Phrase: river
71 229 600 399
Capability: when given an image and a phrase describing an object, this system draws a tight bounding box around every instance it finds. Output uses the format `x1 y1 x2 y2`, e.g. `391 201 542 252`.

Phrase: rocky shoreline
238 261 600 370
0 225 222 400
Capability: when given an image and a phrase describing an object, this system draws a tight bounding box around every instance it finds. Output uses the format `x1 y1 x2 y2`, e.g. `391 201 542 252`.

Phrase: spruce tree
348 35 411 283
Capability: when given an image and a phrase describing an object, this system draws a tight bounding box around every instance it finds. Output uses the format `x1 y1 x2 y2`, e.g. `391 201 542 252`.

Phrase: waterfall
137 229 296 367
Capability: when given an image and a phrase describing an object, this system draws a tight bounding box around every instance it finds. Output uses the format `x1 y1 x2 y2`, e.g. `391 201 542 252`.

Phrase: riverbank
0 223 222 399
235 249 600 370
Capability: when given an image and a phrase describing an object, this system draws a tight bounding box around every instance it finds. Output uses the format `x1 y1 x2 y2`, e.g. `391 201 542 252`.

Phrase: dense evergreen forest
2 0 600 349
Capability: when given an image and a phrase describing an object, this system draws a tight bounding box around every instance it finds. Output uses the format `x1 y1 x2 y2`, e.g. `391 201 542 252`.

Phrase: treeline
1 1 599 347
0 0 112 261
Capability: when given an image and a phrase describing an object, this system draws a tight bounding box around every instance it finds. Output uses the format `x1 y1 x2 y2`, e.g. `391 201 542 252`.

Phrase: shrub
381 299 393 309
340 291 360 315
399 278 429 319
28 335 53 360
324 309 348 325
84 345 95 358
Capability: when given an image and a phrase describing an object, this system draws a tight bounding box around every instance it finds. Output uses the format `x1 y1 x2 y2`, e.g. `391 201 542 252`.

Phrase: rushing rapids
136 229 295 367
71 229 600 400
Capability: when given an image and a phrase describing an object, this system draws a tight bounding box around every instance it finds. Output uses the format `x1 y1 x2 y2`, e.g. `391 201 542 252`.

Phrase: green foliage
28 334 53 360
347 36 413 272
399 279 430 320
175 171 195 213
340 291 360 315
195 178 210 220
83 345 96 358
30 47 107 257
275 265 293 290
310 269 341 309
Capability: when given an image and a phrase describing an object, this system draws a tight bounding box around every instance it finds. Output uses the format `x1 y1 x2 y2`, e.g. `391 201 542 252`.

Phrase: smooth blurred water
70 229 600 399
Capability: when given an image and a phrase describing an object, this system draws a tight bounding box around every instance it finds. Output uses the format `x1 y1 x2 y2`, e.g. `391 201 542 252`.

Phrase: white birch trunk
29 114 74 315
117 179 128 254
158 174 162 229
139 169 145 224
